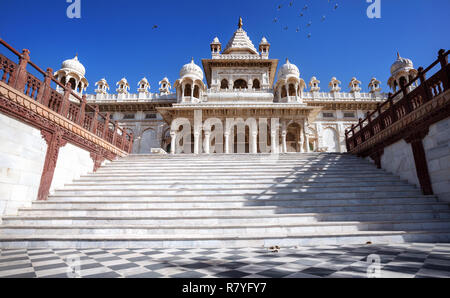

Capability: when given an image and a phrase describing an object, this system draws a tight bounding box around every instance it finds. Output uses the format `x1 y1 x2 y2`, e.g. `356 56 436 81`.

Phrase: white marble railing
86 92 177 103
302 91 387 102
207 88 273 94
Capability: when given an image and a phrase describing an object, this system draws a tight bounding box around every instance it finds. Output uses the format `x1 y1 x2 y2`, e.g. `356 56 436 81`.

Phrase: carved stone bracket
90 151 106 173
404 127 433 195
37 128 68 201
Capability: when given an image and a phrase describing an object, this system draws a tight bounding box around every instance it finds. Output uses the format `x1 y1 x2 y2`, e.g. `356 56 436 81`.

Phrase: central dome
390 53 414 76
61 55 86 76
278 59 300 80
180 59 204 80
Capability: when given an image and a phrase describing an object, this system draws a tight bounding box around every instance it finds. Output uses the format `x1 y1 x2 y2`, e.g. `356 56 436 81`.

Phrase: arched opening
399 76 407 87
193 85 200 98
220 79 229 90
286 123 301 152
184 84 192 97
288 84 296 96
281 86 287 98
61 76 67 86
253 79 261 90
77 83 82 93
138 128 159 154
233 79 247 90
68 78 77 90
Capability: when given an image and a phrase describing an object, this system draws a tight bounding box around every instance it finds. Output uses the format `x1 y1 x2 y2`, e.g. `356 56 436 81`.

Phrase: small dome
61 55 86 76
260 37 269 44
180 58 204 81
212 37 220 43
278 58 300 80
390 53 414 76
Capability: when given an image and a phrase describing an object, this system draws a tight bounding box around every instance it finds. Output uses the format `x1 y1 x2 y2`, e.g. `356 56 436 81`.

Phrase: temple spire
238 17 243 29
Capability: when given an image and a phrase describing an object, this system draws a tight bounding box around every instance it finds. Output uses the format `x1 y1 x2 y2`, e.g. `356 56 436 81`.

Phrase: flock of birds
151 0 340 40
273 0 340 39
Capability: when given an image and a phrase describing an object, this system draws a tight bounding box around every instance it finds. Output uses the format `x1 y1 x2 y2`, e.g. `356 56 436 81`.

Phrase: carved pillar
281 131 287 154
204 130 211 154
271 131 278 154
405 129 433 195
170 131 177 154
251 131 258 154
194 131 200 155
78 95 87 126
224 132 230 154
37 129 67 201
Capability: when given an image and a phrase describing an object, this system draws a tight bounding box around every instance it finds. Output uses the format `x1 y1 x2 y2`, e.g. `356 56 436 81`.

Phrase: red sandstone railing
0 38 133 154
345 49 450 152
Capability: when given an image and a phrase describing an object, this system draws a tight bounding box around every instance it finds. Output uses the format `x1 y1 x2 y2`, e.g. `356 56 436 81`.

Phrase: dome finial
397 52 400 59
238 17 243 29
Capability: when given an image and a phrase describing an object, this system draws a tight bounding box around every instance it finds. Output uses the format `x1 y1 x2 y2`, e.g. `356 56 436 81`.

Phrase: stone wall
424 117 450 202
0 112 47 219
50 143 94 194
379 116 450 202
0 112 96 219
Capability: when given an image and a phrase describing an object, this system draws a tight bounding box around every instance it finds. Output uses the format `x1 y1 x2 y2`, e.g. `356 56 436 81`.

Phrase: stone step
67 180 410 188
2 219 450 237
31 197 439 209
71 176 404 186
16 202 450 217
96 168 383 174
5 210 450 226
51 188 421 197
1 230 450 249
80 173 395 179
47 193 434 202
55 183 418 192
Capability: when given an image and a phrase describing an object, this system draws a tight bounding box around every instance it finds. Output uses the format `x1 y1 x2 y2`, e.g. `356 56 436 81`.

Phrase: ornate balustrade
345 49 449 154
344 49 449 196
0 38 133 153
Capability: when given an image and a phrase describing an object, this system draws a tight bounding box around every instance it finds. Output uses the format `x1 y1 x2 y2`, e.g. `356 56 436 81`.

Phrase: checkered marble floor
1 243 450 278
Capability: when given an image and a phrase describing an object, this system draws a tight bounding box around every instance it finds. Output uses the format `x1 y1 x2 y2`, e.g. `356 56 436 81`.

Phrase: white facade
80 18 418 154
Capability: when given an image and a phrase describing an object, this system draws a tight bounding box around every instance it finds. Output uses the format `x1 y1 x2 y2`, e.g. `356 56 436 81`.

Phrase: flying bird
321 15 326 22
152 25 158 29
334 3 339 10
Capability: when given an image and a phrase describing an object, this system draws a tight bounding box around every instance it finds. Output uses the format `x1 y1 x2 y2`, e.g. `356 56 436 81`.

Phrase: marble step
55 183 418 192
5 210 450 226
2 219 450 236
16 202 450 217
31 197 439 209
1 230 450 249
80 173 395 179
47 193 434 202
51 187 422 197
96 168 383 174
65 180 412 188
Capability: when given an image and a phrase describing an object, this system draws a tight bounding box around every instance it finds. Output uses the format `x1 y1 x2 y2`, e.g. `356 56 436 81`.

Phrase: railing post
129 133 134 154
12 49 30 91
60 83 71 117
377 103 385 130
121 129 127 151
102 112 111 140
388 94 398 123
36 68 53 105
417 66 432 102
357 118 365 143
438 49 449 90
345 129 350 152
78 95 87 126
92 106 99 134
367 111 373 137
112 121 118 146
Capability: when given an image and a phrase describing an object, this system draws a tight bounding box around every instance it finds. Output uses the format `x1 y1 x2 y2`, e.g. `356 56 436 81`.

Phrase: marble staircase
1 153 450 248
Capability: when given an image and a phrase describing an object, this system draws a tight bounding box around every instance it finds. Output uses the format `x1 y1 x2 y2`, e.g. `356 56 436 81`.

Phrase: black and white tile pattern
1 244 450 278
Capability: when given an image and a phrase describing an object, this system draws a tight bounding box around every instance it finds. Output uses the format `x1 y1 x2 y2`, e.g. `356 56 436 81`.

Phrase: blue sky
1 0 449 93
